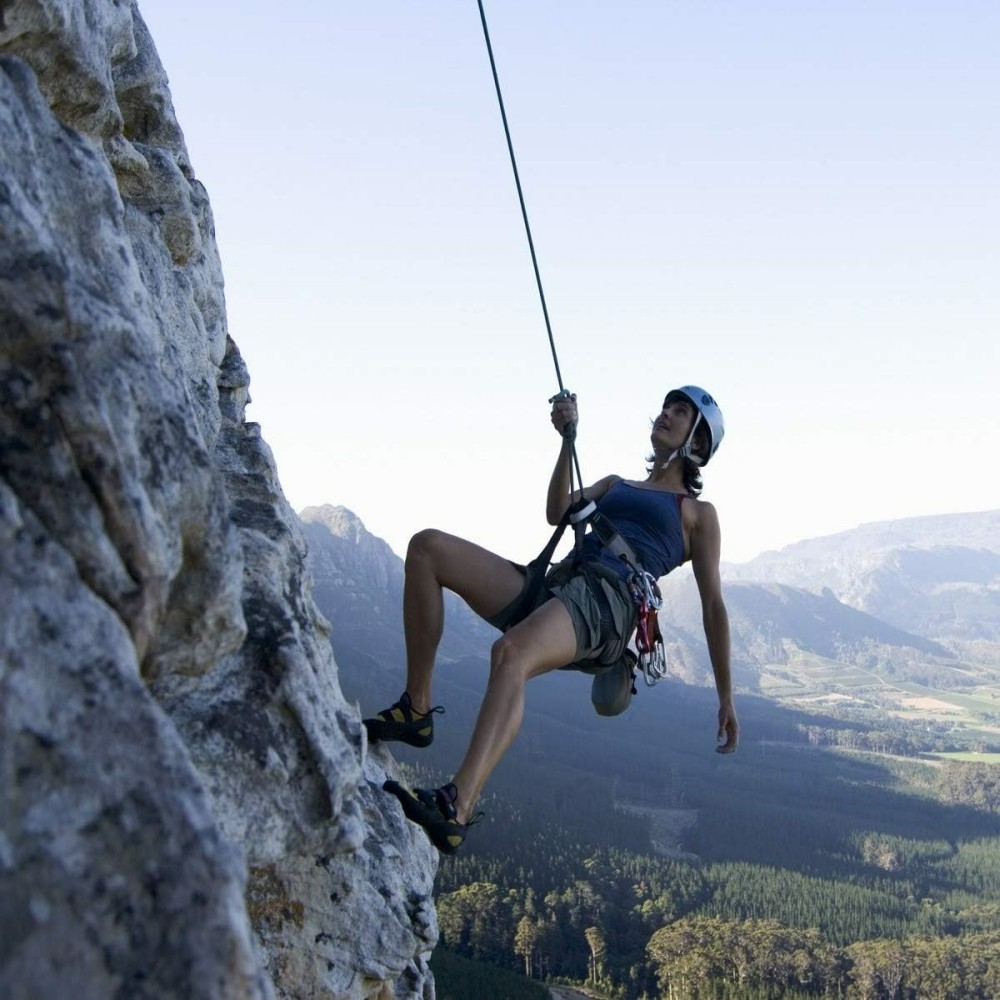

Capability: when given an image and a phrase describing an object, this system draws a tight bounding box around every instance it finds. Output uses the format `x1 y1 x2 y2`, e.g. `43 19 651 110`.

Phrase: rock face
0 3 436 998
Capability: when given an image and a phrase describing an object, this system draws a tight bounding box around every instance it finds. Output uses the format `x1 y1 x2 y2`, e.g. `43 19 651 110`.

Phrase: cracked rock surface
1 3 437 997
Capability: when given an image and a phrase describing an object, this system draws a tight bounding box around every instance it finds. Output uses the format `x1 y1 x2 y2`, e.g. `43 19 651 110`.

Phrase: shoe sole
383 780 467 854
363 717 433 748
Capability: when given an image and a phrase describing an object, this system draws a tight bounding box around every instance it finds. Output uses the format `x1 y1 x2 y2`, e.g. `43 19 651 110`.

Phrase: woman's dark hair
681 458 704 496
646 418 710 496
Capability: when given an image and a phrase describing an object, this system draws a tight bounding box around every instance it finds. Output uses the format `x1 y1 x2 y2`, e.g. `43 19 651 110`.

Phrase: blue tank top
577 481 687 580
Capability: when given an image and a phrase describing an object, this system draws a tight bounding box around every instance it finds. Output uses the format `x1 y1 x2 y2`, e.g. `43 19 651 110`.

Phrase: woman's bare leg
402 529 527 714
451 597 578 823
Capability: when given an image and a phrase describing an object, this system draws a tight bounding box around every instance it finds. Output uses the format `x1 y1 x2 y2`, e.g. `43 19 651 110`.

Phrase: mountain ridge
723 509 1000 644
726 508 1000 583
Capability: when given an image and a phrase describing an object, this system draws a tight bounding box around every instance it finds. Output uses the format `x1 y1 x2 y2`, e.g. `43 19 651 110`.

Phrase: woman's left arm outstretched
690 501 739 754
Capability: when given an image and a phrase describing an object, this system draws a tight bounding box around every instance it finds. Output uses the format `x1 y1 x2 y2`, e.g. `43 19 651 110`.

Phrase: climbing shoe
363 692 443 748
383 780 481 855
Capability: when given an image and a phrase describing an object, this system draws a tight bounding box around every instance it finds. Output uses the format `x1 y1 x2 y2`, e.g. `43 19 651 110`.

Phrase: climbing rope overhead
475 0 585 499
475 3 671 688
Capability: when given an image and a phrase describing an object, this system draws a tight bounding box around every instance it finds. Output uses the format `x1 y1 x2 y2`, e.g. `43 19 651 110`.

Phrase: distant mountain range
663 509 1000 723
301 504 1000 735
725 509 1000 641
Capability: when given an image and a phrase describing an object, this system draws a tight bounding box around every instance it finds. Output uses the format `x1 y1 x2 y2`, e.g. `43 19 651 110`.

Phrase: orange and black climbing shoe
383 780 481 855
363 692 443 748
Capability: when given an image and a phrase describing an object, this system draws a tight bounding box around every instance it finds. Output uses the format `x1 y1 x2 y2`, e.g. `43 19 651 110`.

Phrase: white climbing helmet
664 386 725 466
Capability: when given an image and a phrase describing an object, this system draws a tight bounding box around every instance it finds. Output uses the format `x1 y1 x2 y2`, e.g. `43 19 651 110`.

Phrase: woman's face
651 396 696 451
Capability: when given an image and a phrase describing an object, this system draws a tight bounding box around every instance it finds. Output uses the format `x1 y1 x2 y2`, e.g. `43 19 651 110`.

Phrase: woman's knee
406 528 447 567
489 600 579 680
489 633 530 683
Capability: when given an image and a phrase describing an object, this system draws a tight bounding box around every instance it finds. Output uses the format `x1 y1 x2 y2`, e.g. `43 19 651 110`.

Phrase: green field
756 642 1000 741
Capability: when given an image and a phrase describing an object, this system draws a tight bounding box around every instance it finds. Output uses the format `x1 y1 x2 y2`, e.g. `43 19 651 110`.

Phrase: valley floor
615 802 700 861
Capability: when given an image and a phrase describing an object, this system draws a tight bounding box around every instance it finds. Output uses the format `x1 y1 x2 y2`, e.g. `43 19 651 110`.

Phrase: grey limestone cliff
0 2 435 998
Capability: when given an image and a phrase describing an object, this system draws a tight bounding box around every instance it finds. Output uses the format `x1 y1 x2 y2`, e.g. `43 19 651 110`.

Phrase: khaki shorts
487 559 637 668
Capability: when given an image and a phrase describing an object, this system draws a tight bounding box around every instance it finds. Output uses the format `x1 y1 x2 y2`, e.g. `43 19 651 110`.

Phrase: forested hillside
303 507 1000 998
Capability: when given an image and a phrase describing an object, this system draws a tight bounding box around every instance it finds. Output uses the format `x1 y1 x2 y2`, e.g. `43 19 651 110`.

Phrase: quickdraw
628 569 668 685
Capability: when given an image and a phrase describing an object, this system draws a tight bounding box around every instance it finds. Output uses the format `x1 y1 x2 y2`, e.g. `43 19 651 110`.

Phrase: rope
475 0 585 498
474 5 670 690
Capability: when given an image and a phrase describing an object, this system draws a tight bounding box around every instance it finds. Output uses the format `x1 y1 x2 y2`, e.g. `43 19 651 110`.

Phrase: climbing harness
591 510 668 685
476 0 668 691
504 497 669 690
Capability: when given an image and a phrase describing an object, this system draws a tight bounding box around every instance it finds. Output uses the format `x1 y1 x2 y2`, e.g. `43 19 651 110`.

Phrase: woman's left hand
550 393 578 437
716 700 739 754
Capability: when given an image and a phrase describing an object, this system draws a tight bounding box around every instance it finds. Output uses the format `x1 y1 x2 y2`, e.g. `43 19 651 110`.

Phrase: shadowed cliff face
0 3 436 998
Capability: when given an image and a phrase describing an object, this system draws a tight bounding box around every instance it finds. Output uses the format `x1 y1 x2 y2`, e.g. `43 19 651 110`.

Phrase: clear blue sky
141 1 998 564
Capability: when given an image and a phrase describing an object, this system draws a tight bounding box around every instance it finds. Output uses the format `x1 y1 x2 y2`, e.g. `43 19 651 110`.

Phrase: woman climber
364 386 739 853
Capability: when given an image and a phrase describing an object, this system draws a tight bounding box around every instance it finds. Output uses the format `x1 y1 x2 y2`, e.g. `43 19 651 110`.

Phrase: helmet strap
659 412 704 470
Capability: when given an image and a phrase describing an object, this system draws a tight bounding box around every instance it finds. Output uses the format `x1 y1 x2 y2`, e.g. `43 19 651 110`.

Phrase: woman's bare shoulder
587 473 623 498
683 496 720 530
